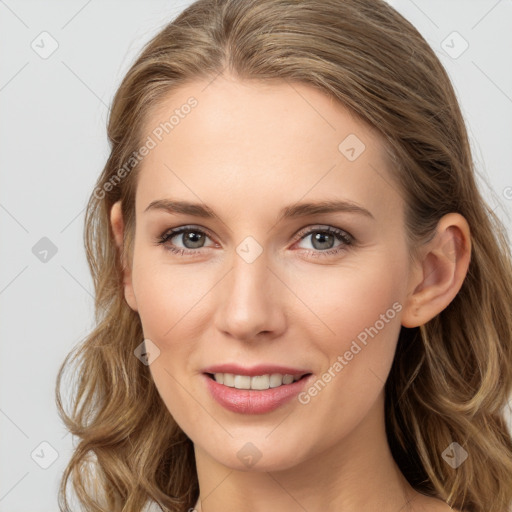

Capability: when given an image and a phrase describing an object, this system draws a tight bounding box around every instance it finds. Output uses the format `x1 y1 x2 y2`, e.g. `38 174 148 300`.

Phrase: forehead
135 76 403 224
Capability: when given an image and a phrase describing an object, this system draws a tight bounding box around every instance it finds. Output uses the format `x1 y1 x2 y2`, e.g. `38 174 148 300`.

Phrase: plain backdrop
1 1 511 510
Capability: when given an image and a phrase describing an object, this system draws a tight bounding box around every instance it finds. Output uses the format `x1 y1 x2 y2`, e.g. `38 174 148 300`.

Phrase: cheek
130 250 208 427
292 251 405 397
293 249 405 343
288 271 403 447
130 247 210 347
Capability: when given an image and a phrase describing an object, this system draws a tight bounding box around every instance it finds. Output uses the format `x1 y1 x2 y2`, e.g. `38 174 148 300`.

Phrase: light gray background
1 1 511 511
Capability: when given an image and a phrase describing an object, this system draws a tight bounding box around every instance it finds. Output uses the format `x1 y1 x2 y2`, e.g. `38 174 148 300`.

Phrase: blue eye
155 225 354 258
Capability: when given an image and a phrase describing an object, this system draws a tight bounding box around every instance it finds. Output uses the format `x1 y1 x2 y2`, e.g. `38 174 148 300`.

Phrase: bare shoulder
411 493 462 512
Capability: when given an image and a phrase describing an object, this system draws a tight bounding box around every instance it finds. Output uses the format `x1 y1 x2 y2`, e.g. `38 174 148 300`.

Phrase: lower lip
203 374 312 414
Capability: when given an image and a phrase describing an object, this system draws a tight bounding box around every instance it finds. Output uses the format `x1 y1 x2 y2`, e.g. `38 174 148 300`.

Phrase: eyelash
155 225 354 259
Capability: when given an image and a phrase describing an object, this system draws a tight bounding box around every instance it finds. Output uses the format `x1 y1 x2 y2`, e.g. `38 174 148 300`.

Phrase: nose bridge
215 238 284 339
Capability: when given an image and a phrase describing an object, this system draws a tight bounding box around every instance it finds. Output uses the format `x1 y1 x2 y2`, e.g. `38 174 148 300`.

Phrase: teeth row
213 373 302 390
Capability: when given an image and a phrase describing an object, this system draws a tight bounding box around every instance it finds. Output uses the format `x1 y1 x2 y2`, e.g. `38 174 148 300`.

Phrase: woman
55 0 512 511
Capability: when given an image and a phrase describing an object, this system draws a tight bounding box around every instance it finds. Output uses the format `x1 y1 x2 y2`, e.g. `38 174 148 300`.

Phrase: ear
110 201 138 312
401 213 471 328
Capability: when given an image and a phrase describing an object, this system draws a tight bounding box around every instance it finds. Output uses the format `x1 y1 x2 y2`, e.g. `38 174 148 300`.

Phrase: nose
214 247 286 342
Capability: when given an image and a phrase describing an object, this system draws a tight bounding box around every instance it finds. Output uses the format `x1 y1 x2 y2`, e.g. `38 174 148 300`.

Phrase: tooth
282 374 294 385
214 372 304 388
234 375 251 389
269 373 283 388
251 375 270 390
223 373 235 387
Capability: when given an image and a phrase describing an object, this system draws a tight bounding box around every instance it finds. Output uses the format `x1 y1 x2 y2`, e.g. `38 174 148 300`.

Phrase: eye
155 226 216 256
294 226 354 258
155 224 355 258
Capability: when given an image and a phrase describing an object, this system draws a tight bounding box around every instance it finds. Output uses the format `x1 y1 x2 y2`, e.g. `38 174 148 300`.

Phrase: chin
203 438 309 473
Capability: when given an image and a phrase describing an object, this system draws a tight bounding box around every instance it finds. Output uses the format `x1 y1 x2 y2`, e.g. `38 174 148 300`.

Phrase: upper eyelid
164 225 216 242
296 224 352 238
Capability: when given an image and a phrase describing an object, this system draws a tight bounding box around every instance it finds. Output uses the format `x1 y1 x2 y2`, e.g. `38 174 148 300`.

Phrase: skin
110 74 470 512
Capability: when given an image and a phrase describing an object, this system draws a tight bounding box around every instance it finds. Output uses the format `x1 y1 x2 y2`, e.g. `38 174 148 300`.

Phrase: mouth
204 372 312 390
203 371 314 414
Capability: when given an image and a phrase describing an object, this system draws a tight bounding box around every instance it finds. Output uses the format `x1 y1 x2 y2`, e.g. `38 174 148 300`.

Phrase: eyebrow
143 198 374 221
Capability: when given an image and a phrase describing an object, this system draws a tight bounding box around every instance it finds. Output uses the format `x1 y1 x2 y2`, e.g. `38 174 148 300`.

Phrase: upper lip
202 363 312 377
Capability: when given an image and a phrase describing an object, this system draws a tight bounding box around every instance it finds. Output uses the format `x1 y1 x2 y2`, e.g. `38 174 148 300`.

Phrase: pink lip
202 363 311 377
202 373 314 414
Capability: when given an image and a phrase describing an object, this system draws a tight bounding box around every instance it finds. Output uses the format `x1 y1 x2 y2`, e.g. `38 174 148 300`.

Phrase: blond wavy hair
55 0 512 510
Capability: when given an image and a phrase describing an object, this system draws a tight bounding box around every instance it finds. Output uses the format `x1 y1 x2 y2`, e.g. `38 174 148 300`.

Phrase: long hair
55 1 512 510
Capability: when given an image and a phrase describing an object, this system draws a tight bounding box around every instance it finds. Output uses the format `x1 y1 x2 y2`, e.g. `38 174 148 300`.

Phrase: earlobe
110 201 139 312
401 213 471 328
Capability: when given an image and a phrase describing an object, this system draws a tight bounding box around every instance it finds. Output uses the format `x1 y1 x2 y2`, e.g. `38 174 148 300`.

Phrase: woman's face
118 75 417 471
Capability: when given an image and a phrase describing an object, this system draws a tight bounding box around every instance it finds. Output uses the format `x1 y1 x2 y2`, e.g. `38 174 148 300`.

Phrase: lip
202 372 314 414
202 363 311 377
